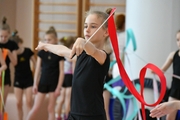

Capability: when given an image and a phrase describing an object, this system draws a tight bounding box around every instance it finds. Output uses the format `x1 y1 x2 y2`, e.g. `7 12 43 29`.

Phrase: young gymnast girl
150 30 180 120
56 36 76 120
10 30 36 120
0 17 18 104
26 26 65 120
35 8 113 120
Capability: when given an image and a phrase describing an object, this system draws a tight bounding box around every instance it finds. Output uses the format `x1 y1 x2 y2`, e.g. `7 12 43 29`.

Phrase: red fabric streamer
108 8 167 120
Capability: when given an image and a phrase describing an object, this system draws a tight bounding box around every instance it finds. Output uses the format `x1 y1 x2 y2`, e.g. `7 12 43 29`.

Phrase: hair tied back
106 8 114 16
64 37 67 40
12 29 18 37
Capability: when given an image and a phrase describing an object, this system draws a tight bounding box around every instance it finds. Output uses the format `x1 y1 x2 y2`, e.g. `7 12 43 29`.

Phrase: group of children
0 6 179 120
0 17 76 120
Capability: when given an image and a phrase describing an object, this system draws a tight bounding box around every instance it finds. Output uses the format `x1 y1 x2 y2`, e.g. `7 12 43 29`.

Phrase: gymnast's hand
32 85 38 94
54 88 61 97
150 101 177 118
70 38 85 58
35 41 48 51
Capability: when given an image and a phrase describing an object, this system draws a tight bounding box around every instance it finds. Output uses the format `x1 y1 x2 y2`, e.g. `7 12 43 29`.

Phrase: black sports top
172 50 180 89
38 50 65 85
0 40 19 78
15 48 34 80
71 51 110 116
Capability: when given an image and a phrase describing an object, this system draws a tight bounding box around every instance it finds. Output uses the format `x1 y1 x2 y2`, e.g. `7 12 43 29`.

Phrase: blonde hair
46 26 57 38
60 36 76 48
85 8 113 29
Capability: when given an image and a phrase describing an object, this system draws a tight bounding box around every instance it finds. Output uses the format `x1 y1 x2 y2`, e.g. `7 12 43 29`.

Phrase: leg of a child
166 97 178 120
26 92 46 120
103 90 110 120
25 87 33 112
56 88 65 118
4 85 10 105
14 87 23 120
64 87 72 119
48 92 57 120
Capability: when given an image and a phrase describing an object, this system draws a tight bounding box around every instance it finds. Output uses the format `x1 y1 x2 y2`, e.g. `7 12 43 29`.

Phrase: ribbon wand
71 8 116 59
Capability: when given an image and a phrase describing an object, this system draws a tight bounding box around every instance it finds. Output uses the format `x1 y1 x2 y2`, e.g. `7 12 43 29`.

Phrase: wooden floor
5 93 49 120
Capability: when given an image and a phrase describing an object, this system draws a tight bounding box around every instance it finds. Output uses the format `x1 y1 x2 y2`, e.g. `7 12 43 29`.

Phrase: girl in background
115 13 126 53
151 30 180 120
26 26 64 120
0 17 18 104
112 13 126 78
10 30 36 120
56 36 76 120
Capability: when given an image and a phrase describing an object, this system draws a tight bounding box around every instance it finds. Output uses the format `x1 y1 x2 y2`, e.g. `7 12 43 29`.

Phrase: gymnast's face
0 30 9 44
176 32 180 48
84 14 108 44
44 34 57 44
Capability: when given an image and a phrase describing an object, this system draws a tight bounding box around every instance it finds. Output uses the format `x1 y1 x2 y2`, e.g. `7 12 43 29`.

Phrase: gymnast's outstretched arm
36 41 71 58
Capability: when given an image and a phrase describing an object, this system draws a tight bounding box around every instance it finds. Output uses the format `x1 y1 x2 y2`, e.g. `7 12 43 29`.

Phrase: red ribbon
108 8 167 120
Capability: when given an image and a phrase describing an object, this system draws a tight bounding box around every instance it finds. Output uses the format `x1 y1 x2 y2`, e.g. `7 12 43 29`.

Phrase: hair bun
2 17 7 24
49 26 56 31
106 8 113 15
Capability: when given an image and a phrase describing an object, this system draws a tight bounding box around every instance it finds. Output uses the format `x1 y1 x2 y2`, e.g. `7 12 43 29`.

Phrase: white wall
0 0 33 48
16 0 33 48
126 0 180 88
0 0 17 32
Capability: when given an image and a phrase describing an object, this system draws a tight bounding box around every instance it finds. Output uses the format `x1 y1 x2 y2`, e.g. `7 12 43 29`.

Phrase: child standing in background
26 26 65 120
10 30 36 120
115 13 126 53
35 8 112 120
56 36 76 120
151 30 180 120
112 14 126 78
0 17 18 104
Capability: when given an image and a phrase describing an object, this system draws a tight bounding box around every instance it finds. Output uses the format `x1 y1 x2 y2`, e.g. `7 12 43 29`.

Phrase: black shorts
169 79 180 99
14 78 33 89
68 113 107 120
62 74 73 88
4 75 11 86
38 83 57 93
169 88 180 99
